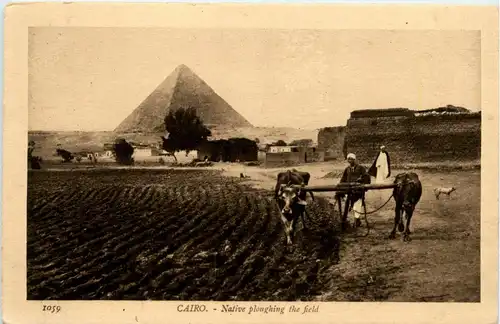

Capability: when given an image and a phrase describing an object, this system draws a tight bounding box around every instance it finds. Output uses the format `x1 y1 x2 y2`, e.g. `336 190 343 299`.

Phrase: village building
263 145 325 167
102 143 115 158
268 146 294 153
197 138 258 162
102 142 164 159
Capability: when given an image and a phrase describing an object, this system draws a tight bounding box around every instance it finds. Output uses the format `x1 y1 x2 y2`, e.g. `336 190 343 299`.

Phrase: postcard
3 3 499 324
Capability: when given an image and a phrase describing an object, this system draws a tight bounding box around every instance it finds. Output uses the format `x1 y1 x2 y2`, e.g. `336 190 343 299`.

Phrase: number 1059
42 305 61 313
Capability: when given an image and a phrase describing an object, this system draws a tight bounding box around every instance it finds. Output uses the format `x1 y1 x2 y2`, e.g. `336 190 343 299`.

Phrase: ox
389 172 422 242
274 169 315 246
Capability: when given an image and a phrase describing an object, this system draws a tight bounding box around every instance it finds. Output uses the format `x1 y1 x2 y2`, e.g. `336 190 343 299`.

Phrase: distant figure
336 153 371 229
28 140 35 160
30 156 42 170
28 141 41 169
368 145 391 184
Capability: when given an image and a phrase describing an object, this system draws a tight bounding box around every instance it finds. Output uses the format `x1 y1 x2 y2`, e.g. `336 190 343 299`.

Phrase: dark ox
56 149 75 163
389 172 422 242
274 169 315 245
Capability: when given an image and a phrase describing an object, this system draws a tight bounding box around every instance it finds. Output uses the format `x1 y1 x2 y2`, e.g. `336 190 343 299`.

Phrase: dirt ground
27 163 480 302
223 163 481 302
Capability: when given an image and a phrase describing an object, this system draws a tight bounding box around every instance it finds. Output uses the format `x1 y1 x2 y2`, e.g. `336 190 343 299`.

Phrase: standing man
28 140 35 161
368 145 391 184
28 140 41 170
335 153 370 229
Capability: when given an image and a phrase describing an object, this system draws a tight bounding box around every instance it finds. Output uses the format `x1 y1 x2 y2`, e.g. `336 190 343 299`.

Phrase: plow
291 182 399 236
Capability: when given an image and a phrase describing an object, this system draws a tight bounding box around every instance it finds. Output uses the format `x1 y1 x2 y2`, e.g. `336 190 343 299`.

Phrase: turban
380 145 386 150
347 153 356 160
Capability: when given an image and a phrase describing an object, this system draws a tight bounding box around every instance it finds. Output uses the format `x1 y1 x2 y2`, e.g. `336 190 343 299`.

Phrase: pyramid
114 64 253 133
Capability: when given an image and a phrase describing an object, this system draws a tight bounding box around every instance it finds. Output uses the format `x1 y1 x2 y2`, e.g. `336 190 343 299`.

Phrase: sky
28 28 481 131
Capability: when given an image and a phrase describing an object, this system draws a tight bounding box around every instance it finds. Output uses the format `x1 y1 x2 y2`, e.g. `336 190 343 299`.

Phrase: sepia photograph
27 26 482 302
3 3 498 324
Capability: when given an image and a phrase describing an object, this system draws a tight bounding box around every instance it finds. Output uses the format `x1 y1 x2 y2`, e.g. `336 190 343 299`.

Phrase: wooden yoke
290 182 398 193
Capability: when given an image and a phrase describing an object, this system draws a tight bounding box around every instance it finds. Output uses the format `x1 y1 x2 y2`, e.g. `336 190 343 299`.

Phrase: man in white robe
368 146 392 202
368 146 391 184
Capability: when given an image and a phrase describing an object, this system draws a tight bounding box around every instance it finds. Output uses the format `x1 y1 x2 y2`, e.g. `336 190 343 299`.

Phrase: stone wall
343 112 481 164
317 126 346 161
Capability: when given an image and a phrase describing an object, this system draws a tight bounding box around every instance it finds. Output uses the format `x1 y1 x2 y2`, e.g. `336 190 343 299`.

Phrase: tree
160 136 179 163
113 138 134 165
273 140 287 146
289 139 313 147
162 107 212 160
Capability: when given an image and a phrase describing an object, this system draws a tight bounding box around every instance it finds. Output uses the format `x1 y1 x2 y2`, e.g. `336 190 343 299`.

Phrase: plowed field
27 169 341 301
27 168 481 302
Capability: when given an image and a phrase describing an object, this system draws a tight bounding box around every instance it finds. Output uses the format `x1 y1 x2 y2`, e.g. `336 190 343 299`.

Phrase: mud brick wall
350 108 414 118
264 152 305 167
343 113 481 164
307 151 325 163
344 116 413 164
317 127 346 161
412 114 481 162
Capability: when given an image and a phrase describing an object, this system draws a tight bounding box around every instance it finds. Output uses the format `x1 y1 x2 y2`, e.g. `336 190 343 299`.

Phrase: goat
433 187 456 200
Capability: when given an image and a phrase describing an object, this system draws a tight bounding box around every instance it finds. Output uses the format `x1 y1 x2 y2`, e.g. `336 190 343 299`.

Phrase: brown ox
389 172 422 242
274 169 315 245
